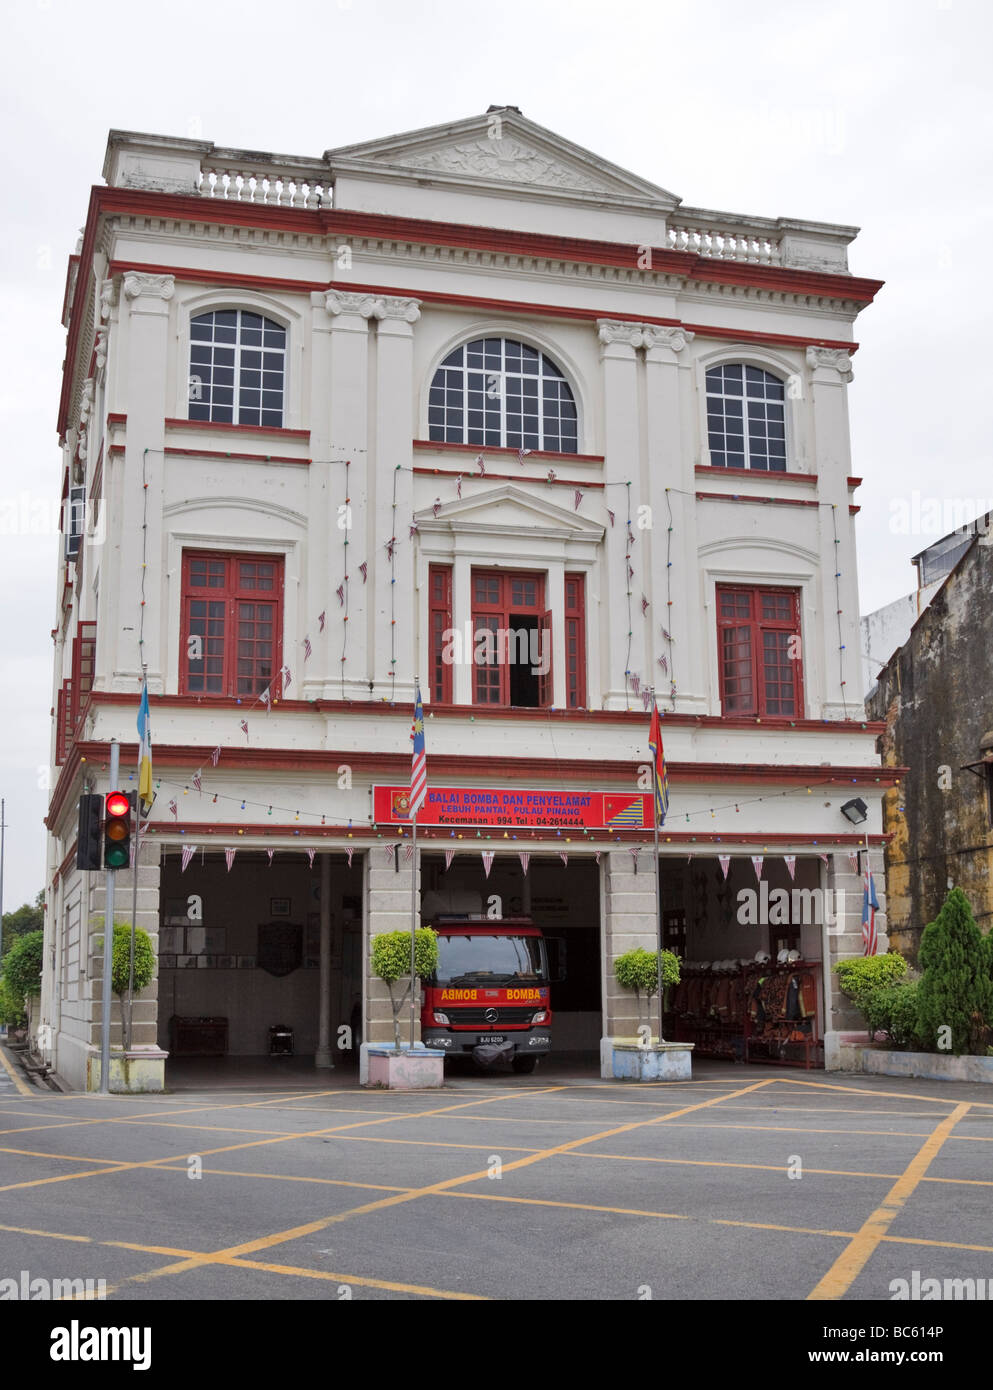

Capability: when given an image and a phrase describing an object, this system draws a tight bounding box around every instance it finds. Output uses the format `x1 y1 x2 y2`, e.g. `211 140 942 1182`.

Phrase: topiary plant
834 952 908 1015
110 924 155 1053
614 947 681 1038
371 928 440 1050
917 888 993 1056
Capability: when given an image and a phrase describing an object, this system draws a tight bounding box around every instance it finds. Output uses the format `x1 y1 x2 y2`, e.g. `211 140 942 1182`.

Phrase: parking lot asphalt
1 1059 991 1301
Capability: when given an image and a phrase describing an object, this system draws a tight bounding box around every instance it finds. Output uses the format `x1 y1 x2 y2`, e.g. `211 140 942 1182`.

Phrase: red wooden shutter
538 609 553 708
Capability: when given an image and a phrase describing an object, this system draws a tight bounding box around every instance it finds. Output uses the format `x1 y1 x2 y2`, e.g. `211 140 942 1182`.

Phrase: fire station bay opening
157 850 363 1067
420 853 602 1057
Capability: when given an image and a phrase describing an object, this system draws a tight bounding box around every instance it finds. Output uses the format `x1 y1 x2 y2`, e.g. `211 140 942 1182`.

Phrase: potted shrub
611 947 691 1080
367 927 443 1088
87 922 166 1092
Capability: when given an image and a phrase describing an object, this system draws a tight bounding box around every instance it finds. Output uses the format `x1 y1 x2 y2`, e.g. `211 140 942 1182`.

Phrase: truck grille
450 1007 536 1027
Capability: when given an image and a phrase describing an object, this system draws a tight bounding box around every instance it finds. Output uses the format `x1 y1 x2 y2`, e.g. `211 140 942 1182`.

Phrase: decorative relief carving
99 280 117 320
597 320 646 348
399 139 614 193
122 272 175 302
324 291 420 324
642 326 694 353
806 346 854 379
95 329 109 375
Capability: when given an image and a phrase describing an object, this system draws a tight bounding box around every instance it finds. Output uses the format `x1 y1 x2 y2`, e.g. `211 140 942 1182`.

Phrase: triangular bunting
784 855 797 880
180 844 197 874
482 851 495 878
307 848 316 868
518 852 530 875
559 851 568 866
224 848 236 873
267 849 274 866
445 850 455 870
718 855 731 880
751 855 764 881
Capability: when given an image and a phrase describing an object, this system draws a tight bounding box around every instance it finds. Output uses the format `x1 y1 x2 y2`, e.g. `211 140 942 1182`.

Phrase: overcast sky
1 0 990 910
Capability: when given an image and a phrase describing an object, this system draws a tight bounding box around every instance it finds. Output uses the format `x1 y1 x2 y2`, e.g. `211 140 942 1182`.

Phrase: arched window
188 310 286 428
429 338 578 453
705 364 786 471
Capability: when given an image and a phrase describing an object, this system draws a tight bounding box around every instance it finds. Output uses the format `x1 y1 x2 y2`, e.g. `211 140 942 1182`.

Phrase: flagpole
651 690 663 1044
410 808 418 1051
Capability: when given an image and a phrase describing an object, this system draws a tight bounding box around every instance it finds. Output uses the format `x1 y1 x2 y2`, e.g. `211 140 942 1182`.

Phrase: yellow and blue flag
137 680 154 816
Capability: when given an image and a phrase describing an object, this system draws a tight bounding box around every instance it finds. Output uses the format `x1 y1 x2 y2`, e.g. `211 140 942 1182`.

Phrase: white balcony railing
666 222 782 265
196 163 331 210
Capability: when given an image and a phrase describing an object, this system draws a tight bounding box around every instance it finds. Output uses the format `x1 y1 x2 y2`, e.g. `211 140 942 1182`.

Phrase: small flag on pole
862 867 879 956
409 682 427 817
137 680 154 816
240 720 249 741
648 700 669 828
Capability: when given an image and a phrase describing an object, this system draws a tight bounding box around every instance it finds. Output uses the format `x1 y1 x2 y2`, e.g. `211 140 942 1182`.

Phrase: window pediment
415 485 605 540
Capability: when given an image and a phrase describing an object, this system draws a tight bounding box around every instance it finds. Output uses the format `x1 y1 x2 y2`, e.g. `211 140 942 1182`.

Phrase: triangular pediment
415 483 605 538
327 109 679 208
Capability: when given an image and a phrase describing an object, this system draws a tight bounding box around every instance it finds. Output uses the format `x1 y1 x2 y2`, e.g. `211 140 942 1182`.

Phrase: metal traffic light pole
99 740 120 1095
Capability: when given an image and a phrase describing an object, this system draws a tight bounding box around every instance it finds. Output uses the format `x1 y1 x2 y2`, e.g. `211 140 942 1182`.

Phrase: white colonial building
41 108 893 1088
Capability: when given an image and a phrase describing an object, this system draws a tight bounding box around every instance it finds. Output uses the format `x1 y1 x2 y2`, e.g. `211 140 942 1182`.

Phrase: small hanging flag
641 594 649 615
628 530 636 546
517 447 532 466
307 848 316 869
818 853 829 865
280 665 291 695
658 655 668 673
129 837 138 869
385 538 395 561
210 745 221 767
518 852 530 875
627 564 635 580
848 852 860 876
260 686 271 712
594 850 601 865
409 522 418 538
642 688 652 711
318 610 326 632
629 846 640 873
432 497 441 518
359 561 367 584
482 851 495 878
181 844 197 874
386 844 396 864
168 799 178 820
346 846 354 868
267 849 274 866
574 489 583 511
546 469 557 484
456 475 463 499
751 855 764 882
303 636 312 660
475 453 486 475
559 851 568 866
784 855 797 880
240 719 249 740
607 509 615 527
225 848 236 872
336 584 345 607
445 849 456 871
404 843 414 864
192 769 202 794
661 627 672 642
630 673 641 695
718 854 731 880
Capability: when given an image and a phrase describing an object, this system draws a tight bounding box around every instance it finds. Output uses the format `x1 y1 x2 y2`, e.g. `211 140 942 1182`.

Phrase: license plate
477 1035 504 1044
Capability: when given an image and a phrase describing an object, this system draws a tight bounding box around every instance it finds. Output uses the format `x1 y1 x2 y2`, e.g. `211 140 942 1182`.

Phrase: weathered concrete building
868 518 993 955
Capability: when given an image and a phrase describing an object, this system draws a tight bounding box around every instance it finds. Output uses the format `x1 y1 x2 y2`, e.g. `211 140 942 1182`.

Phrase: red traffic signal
104 790 133 869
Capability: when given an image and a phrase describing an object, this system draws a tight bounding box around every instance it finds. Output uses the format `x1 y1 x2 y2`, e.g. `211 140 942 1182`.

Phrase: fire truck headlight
531 1010 548 1025
432 1011 450 1025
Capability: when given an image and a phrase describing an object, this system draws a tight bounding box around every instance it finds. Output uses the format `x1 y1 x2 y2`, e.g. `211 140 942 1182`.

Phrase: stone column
808 347 860 719
86 838 162 1066
373 298 421 705
822 844 888 1069
360 845 421 1082
303 293 335 699
643 326 696 711
315 851 334 1067
323 292 379 700
113 272 174 692
600 848 659 1075
597 322 644 708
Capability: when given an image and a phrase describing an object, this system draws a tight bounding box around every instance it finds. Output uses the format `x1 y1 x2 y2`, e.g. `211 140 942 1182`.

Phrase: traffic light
76 793 104 871
103 790 133 870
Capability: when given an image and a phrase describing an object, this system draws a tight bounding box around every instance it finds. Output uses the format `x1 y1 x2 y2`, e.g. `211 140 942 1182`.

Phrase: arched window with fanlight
188 310 286 428
705 363 786 471
428 337 578 453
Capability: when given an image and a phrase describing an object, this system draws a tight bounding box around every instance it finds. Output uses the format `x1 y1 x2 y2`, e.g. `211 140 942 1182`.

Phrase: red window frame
564 572 587 709
70 621 96 736
180 551 284 698
716 584 803 718
428 564 453 704
471 569 551 708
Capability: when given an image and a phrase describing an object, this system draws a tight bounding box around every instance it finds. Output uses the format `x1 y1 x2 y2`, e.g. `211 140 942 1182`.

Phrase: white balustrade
666 223 781 265
197 166 331 210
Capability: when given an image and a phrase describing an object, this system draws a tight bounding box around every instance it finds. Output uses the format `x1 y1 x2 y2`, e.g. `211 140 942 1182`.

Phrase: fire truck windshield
432 934 548 986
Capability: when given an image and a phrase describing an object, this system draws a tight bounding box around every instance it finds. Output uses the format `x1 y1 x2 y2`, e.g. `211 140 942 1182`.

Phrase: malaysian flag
862 866 879 956
409 682 427 817
648 699 670 828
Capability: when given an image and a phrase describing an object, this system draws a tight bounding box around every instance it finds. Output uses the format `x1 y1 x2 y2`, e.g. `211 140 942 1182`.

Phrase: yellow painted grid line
0 1048 34 1097
806 1101 972 1300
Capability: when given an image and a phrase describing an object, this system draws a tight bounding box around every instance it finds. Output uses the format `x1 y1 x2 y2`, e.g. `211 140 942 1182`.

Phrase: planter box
859 1048 993 1084
364 1045 445 1090
612 1041 694 1081
86 1047 168 1093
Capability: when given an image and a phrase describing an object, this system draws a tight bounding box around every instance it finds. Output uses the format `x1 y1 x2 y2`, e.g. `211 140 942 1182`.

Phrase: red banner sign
373 786 652 831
